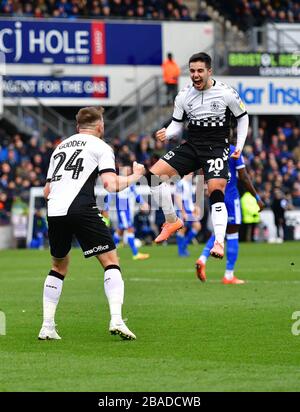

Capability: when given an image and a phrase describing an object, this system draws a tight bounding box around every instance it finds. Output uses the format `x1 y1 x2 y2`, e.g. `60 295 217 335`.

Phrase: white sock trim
226 233 239 240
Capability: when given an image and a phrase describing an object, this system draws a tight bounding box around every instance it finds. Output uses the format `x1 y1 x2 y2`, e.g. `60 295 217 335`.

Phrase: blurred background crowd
1 0 299 23
0 0 299 246
1 115 299 225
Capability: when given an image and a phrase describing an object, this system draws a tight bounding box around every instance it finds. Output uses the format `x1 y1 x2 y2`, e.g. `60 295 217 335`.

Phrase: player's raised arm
225 88 249 159
156 92 185 142
101 161 145 193
231 114 249 159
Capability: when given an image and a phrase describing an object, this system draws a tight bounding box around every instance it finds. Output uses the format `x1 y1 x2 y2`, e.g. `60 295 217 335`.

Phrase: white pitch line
129 278 300 284
148 267 299 273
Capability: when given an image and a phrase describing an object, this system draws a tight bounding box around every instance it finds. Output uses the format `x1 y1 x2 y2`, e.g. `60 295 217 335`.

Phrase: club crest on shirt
210 101 220 112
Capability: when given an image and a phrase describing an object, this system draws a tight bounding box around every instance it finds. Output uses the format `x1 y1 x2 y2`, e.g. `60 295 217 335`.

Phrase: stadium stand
1 116 300 230
204 0 300 29
0 0 197 21
0 1 299 245
4 0 298 24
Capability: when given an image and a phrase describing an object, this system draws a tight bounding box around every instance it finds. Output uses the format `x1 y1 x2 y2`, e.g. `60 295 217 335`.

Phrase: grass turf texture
0 242 300 392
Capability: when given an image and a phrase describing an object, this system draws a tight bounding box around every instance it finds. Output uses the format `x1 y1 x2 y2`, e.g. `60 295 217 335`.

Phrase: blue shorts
117 210 132 230
225 196 242 225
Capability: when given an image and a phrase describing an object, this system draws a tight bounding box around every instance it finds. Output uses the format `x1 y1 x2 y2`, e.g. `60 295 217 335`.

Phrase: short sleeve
98 145 116 175
224 87 247 119
172 93 185 122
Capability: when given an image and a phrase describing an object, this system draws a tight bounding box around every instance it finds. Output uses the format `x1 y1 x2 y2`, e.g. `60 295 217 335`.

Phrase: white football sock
42 272 64 328
199 255 207 264
211 202 228 244
104 267 124 323
224 270 234 280
151 182 177 223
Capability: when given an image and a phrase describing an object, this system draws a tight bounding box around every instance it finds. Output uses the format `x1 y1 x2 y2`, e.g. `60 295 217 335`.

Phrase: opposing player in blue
195 144 264 284
106 166 150 260
174 173 201 257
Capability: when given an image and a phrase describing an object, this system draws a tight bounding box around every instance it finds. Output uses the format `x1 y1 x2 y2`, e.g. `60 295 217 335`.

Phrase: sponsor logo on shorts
84 244 109 256
163 151 175 161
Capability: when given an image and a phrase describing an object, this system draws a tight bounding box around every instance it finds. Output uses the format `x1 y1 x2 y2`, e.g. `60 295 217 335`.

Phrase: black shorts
47 209 116 259
162 142 230 180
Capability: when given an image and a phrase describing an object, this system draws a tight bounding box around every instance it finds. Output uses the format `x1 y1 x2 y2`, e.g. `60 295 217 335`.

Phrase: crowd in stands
243 119 300 208
0 0 198 21
1 0 299 25
0 128 57 224
1 116 300 228
207 0 300 29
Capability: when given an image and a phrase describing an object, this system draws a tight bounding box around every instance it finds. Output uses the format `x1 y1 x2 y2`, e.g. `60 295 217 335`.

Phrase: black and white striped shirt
173 79 247 148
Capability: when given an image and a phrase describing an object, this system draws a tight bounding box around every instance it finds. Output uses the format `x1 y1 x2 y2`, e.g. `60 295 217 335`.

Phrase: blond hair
76 106 104 129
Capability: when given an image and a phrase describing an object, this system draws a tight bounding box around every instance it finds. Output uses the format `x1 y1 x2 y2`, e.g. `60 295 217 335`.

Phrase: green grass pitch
1 242 300 392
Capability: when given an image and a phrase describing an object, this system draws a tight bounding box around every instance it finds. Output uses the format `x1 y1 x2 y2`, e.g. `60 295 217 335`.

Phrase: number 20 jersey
46 133 116 217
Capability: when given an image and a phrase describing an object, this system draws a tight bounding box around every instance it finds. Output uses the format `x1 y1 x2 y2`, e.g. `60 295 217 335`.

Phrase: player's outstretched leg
155 217 184 243
145 170 183 243
152 180 183 242
195 235 215 282
222 233 245 285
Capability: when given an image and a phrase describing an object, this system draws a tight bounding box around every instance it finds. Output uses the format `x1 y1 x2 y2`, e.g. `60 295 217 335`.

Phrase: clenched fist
133 161 145 176
156 128 167 142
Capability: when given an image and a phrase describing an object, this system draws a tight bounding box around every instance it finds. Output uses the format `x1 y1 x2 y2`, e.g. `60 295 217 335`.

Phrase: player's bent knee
96 249 119 268
209 190 224 206
207 179 227 194
52 256 69 276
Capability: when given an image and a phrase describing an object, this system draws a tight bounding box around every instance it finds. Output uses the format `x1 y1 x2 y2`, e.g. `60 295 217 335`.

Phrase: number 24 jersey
46 133 116 217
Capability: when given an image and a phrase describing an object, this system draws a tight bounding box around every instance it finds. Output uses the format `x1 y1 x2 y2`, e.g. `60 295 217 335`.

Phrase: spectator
162 52 181 106
271 188 291 242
